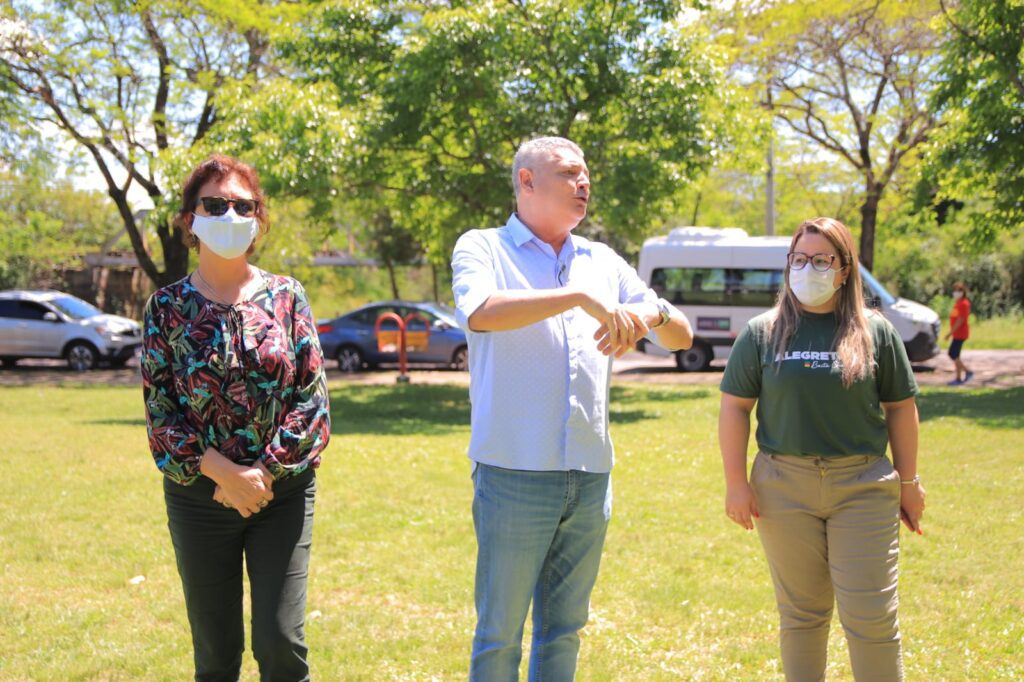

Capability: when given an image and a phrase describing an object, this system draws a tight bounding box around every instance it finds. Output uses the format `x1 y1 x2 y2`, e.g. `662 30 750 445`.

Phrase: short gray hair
511 136 584 196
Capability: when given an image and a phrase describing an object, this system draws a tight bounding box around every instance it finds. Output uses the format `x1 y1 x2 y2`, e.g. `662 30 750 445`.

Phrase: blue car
317 301 468 373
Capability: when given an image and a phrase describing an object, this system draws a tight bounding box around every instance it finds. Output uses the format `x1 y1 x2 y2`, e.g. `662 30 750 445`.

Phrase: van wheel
66 342 99 371
676 342 712 372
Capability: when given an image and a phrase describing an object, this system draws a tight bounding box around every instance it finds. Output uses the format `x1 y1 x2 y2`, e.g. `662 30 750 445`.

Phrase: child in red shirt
945 281 973 385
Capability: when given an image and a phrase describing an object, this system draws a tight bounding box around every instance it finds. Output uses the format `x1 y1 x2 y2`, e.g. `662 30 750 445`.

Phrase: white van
636 227 941 371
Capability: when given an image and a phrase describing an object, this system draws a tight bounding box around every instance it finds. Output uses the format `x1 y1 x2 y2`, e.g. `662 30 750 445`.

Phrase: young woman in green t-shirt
718 217 926 682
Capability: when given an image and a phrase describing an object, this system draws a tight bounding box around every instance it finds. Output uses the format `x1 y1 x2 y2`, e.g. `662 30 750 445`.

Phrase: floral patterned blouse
141 270 330 486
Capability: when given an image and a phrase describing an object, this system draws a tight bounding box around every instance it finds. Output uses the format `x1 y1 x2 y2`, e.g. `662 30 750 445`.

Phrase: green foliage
287 0 741 262
0 0 312 285
720 0 944 269
671 135 865 236
928 0 1024 239
0 166 123 289
872 197 1024 318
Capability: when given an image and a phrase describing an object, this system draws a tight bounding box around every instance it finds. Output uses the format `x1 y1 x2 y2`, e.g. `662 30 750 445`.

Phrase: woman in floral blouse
142 154 330 681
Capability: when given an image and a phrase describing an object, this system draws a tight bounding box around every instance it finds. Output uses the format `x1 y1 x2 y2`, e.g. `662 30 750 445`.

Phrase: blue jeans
470 463 612 682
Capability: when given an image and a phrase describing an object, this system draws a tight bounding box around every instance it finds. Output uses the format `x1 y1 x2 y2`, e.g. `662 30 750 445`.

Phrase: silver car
0 290 143 370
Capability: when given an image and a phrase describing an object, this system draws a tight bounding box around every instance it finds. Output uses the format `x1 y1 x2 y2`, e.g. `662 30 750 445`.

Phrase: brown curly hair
175 154 270 253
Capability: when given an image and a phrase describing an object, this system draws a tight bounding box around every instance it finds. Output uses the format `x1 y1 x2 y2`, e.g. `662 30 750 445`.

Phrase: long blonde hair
767 217 874 387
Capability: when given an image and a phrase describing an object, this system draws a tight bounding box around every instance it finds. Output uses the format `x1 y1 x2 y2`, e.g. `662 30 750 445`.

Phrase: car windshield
860 268 897 307
423 304 458 326
48 295 102 320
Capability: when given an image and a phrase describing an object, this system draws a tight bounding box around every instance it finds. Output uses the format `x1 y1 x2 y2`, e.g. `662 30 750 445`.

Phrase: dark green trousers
164 469 316 682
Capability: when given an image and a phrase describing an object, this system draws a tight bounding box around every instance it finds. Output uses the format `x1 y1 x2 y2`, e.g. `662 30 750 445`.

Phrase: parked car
636 227 941 371
317 301 468 372
0 290 143 370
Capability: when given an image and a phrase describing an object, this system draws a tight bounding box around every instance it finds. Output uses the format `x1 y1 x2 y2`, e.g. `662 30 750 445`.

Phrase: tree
0 162 123 289
0 1 298 286
728 0 944 269
929 0 1024 241
287 0 740 264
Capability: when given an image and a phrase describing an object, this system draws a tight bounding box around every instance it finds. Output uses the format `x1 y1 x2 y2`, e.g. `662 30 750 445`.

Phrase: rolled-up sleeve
261 281 331 477
613 250 658 306
141 295 207 485
452 230 497 332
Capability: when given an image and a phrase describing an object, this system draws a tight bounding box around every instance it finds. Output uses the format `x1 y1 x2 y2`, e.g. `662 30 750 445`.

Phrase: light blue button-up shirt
451 213 657 473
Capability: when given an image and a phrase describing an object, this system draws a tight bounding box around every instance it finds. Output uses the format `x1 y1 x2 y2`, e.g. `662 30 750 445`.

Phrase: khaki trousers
751 452 903 682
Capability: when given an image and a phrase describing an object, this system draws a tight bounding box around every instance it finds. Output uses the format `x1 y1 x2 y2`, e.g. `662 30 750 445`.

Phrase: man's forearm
652 312 694 351
468 288 587 332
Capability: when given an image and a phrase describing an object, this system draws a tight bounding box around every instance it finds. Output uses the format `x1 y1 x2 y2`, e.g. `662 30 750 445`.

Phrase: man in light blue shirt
452 137 693 680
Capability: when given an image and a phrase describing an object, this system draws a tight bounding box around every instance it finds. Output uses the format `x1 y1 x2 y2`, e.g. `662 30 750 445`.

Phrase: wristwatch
652 298 673 329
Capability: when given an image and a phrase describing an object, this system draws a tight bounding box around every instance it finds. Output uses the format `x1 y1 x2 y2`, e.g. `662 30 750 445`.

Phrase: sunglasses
199 196 259 217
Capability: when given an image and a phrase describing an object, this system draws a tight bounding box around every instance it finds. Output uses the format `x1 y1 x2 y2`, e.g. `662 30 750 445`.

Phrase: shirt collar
506 212 586 255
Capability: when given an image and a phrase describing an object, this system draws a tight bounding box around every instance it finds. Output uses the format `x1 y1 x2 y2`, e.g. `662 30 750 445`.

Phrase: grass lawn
968 314 1024 350
0 380 1021 680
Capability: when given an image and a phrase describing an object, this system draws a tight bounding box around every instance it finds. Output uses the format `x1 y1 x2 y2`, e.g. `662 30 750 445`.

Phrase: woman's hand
217 468 274 517
900 481 926 535
201 449 274 517
213 463 274 516
725 481 759 530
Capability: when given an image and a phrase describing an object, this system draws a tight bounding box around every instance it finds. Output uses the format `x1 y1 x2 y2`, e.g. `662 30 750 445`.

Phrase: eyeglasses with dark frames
787 251 846 272
198 196 259 217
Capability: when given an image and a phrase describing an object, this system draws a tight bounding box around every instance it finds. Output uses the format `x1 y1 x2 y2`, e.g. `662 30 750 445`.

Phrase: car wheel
109 357 130 369
451 345 469 371
0 357 17 369
66 342 98 371
336 345 364 373
676 341 712 372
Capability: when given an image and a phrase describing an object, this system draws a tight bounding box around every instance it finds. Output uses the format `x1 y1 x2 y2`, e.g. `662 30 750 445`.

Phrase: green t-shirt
720 310 918 457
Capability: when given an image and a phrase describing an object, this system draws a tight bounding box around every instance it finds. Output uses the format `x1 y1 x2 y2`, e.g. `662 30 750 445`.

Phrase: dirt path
3 349 1022 389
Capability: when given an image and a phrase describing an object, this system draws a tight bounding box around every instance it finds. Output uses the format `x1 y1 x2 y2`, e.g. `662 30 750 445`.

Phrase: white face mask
191 209 258 259
952 290 964 299
789 265 841 307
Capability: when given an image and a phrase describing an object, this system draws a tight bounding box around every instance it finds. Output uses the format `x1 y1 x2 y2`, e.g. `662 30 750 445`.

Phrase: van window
652 267 726 305
652 267 782 307
730 269 784 307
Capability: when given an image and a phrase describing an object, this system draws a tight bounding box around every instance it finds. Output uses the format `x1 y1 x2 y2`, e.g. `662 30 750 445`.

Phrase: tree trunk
386 260 401 300
159 232 192 287
859 186 881 271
